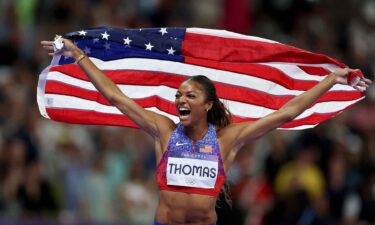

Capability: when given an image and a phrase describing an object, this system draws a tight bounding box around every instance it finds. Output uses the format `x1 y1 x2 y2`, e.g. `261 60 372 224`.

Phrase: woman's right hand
331 68 371 91
41 36 83 60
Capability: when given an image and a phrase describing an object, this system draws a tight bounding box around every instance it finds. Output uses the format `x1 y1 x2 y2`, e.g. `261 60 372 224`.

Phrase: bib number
166 157 218 189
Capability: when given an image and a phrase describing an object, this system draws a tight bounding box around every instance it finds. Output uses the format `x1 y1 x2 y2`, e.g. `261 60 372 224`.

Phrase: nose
178 95 187 103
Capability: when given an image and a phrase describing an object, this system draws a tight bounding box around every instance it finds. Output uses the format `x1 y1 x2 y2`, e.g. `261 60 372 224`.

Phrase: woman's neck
184 123 209 142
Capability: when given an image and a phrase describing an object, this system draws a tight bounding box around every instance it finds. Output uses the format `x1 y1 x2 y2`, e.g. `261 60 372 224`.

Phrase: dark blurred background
0 0 375 224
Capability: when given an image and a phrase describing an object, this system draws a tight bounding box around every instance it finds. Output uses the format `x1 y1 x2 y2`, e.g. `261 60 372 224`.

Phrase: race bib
166 157 218 189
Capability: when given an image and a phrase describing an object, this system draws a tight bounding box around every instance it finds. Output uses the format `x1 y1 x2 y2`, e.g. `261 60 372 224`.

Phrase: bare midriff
155 190 217 225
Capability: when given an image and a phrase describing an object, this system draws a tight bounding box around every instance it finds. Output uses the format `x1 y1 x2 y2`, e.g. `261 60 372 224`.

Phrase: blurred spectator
17 159 58 219
220 145 254 225
326 152 352 221
265 142 325 224
57 140 87 223
118 158 158 225
310 193 336 225
78 152 114 223
264 131 290 188
274 144 325 201
0 137 27 219
359 170 375 223
15 0 38 59
0 2 19 65
94 127 135 199
237 175 273 225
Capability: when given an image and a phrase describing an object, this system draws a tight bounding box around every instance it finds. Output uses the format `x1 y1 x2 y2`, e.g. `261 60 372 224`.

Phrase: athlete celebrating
41 37 371 225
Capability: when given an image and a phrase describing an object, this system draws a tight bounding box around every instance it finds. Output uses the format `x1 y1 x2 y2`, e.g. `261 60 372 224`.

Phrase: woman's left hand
332 68 372 91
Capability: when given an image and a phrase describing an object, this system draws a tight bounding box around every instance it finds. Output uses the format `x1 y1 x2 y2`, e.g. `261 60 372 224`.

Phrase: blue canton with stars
60 27 186 65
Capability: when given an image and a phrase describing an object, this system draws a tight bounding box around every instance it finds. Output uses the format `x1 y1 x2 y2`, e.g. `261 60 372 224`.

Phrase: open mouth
178 107 191 118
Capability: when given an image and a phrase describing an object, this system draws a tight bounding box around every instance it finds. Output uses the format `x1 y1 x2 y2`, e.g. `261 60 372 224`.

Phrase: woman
41 38 371 225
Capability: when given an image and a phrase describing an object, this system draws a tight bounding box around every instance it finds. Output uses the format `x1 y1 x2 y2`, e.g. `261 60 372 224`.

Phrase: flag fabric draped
37 27 365 130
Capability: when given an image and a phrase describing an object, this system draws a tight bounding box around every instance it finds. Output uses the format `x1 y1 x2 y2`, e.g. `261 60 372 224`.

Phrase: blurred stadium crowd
1 0 375 224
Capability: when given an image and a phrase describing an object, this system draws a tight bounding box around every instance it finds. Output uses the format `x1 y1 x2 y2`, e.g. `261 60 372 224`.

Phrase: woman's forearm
281 73 337 120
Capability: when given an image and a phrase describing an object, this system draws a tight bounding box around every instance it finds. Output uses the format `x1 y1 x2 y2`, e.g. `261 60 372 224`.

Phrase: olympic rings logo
185 178 196 185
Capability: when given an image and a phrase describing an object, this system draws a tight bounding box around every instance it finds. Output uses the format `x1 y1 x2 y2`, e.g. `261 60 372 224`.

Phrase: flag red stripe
232 111 340 128
45 81 177 114
234 99 360 129
298 65 331 76
182 32 345 66
45 107 339 129
46 108 138 128
184 56 319 90
49 64 185 86
45 81 112 105
51 62 321 91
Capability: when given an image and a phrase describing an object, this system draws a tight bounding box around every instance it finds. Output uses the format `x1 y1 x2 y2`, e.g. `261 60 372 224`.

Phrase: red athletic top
156 123 226 196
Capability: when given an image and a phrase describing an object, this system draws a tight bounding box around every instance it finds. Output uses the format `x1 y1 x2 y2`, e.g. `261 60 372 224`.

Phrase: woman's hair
186 75 233 208
186 75 232 129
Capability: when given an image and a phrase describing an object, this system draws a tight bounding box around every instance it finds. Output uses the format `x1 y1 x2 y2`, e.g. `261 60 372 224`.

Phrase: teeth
178 106 191 117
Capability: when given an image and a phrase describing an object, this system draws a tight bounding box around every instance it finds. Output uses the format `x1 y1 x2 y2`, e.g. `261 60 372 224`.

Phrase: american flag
199 144 213 154
37 27 365 130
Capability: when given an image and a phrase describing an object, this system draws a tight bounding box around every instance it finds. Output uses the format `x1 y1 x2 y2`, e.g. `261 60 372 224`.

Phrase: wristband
75 53 86 64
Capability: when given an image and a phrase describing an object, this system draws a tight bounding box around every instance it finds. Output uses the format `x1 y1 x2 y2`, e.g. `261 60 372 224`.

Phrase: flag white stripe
37 66 51 119
227 97 363 120
89 58 303 95
37 55 63 119
260 62 341 73
81 57 356 93
279 124 317 130
258 62 341 81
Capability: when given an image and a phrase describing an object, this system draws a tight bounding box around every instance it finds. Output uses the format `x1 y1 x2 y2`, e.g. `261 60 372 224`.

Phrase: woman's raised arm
220 68 371 152
41 38 175 138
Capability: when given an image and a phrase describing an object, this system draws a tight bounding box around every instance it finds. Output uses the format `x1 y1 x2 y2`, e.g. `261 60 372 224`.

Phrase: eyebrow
176 90 197 94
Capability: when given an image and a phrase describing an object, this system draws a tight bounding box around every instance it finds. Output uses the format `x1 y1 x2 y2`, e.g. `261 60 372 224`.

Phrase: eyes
175 93 196 99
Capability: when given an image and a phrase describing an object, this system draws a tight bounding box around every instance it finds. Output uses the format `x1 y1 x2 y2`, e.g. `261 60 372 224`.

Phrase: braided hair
186 75 232 208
